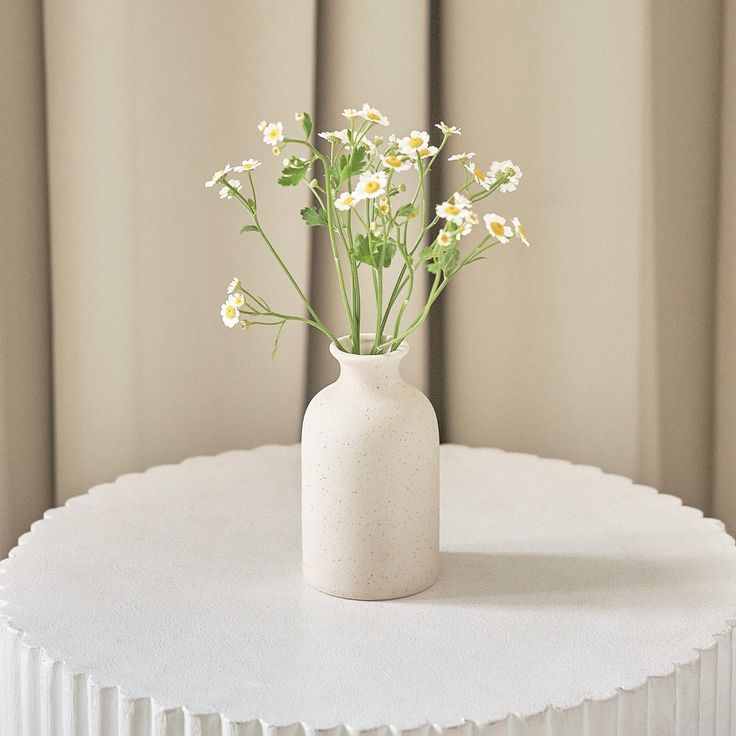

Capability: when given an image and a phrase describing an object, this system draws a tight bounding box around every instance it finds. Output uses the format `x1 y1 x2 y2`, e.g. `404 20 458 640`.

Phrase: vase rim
330 333 409 361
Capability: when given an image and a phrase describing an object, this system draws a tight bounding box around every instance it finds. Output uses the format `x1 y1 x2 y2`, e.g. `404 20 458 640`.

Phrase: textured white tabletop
2 445 736 736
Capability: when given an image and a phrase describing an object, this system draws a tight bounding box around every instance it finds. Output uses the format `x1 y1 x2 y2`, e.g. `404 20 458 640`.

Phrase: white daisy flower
233 159 261 173
205 164 232 188
467 211 479 225
414 145 438 165
398 130 430 157
378 202 390 216
448 152 475 162
262 122 284 147
380 154 412 172
227 277 240 294
220 301 240 328
457 219 473 237
489 160 522 193
465 162 492 190
359 103 389 126
436 121 461 136
359 137 377 156
257 120 267 132
354 170 387 200
436 228 456 247
218 180 241 199
335 192 359 211
228 292 246 309
483 213 513 244
318 129 349 145
452 192 471 208
512 216 530 246
435 199 468 224
342 108 360 120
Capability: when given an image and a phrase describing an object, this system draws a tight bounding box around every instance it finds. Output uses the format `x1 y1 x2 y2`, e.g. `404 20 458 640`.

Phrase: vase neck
330 334 409 386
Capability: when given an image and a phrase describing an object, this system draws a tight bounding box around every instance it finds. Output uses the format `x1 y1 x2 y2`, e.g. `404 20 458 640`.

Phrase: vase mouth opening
330 333 409 361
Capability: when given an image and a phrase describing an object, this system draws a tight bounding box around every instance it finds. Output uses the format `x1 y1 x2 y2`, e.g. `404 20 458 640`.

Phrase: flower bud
272 146 281 156
295 112 305 121
399 183 407 192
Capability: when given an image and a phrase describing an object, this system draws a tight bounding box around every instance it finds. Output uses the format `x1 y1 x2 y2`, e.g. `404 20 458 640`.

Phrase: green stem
223 180 343 348
321 144 357 352
382 235 501 351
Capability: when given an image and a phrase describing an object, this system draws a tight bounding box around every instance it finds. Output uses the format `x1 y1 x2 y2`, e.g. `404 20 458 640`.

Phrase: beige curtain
1 0 733 557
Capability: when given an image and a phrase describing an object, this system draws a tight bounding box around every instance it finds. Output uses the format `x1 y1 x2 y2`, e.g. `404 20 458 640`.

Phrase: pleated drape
0 2 53 556
42 1 317 505
1 0 734 557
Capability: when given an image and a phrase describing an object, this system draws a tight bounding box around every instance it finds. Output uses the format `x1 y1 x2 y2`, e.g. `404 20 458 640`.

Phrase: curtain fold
0 1 53 556
42 0 317 506
1 0 734 557
714 0 736 526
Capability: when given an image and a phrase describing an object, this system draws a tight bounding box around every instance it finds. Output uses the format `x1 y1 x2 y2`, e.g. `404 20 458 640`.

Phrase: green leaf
278 157 311 187
240 224 259 233
353 234 374 265
328 160 342 188
427 244 460 276
379 240 397 267
300 206 328 227
396 203 418 219
330 147 368 188
344 146 367 181
300 113 313 139
427 245 460 276
353 234 397 268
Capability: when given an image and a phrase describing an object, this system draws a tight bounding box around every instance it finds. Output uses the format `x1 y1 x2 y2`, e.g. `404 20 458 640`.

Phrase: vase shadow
405 550 714 608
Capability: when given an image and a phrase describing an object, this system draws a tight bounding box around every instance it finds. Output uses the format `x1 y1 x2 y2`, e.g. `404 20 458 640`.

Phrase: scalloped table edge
1 444 735 736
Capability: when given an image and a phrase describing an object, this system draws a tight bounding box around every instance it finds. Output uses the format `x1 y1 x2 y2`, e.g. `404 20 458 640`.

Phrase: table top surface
2 444 736 731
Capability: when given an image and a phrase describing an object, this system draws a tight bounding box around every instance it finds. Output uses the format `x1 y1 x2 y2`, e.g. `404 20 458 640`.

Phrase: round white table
2 445 736 736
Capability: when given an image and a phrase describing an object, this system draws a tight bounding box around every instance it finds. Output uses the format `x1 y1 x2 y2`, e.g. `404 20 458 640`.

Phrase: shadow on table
406 550 713 608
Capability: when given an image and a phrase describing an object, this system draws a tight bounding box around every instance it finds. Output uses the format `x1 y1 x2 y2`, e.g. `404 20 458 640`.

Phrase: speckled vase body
301 335 440 600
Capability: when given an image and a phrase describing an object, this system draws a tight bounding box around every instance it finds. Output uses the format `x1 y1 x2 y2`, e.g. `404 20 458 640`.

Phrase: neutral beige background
0 0 733 556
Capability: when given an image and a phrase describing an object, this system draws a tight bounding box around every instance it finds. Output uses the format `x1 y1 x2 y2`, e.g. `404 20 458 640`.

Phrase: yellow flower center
385 156 403 167
344 196 355 206
367 111 381 121
491 221 505 236
445 205 461 216
472 167 485 181
518 224 526 238
364 181 380 194
409 136 424 148
225 305 237 318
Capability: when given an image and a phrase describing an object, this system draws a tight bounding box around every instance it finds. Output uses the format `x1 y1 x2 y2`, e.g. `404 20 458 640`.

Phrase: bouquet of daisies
207 103 528 355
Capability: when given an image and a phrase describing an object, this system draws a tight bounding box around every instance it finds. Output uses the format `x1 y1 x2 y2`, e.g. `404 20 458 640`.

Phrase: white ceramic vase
301 334 440 600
